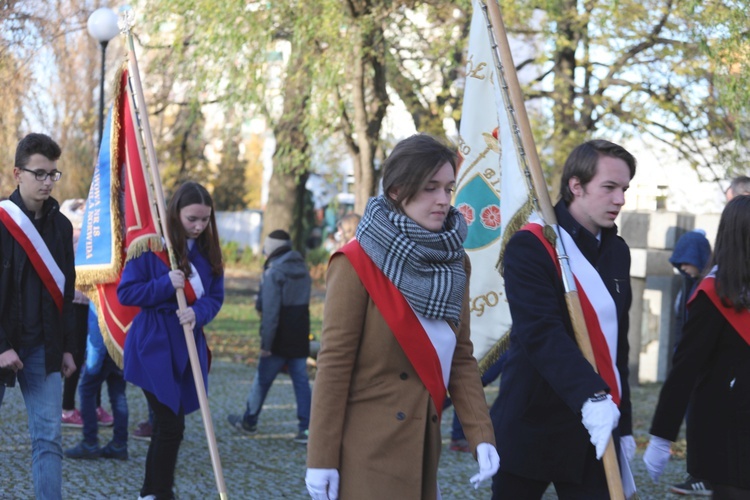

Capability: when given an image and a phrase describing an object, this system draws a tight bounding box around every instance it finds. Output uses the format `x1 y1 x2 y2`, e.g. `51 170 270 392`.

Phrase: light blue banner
75 105 117 278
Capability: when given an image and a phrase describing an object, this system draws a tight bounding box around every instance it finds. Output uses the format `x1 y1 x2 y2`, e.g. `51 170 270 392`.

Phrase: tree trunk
548 0 588 197
263 43 313 250
350 20 390 215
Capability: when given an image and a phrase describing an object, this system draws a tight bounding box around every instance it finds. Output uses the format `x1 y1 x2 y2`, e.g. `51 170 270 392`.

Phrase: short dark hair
710 194 750 311
15 133 62 168
727 175 750 198
559 140 637 204
268 229 291 241
381 134 457 211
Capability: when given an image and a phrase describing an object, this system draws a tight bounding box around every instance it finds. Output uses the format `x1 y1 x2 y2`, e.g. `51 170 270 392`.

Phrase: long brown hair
710 195 750 311
166 182 223 277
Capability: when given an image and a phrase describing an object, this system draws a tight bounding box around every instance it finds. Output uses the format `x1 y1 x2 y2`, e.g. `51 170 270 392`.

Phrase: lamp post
87 7 120 150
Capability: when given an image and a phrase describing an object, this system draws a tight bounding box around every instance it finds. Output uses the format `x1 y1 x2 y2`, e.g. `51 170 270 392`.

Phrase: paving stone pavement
1 360 689 499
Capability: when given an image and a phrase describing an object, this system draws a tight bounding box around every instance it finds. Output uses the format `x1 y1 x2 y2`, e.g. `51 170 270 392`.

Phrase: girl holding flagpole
645 194 750 498
118 181 224 500
305 134 498 500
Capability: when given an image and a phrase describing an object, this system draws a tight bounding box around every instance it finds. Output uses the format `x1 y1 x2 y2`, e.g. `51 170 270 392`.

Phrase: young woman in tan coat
305 134 499 499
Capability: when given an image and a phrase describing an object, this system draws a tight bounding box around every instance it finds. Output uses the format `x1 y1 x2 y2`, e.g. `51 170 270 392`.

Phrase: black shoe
100 440 129 460
294 429 308 444
227 414 257 433
64 441 101 459
670 475 713 496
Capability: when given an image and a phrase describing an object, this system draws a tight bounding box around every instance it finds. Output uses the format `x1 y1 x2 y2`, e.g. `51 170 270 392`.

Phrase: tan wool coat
307 254 495 499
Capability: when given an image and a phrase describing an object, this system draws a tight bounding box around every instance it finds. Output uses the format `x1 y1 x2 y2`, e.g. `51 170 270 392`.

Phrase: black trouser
713 484 750 500
492 446 609 500
142 390 185 500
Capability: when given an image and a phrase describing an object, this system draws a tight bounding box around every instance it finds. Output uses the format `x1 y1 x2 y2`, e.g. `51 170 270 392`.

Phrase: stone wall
619 210 720 384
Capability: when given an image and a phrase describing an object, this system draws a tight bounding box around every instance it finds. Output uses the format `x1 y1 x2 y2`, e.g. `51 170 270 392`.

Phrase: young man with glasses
0 133 77 499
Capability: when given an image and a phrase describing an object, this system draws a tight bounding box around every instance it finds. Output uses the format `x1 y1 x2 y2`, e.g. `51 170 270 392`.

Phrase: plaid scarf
356 195 468 323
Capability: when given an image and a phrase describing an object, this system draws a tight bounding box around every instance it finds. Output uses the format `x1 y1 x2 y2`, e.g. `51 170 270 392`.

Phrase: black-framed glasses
19 167 62 182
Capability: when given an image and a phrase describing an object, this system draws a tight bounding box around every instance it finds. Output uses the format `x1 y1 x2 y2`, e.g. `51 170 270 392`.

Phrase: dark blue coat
490 201 632 483
118 244 223 414
669 230 711 349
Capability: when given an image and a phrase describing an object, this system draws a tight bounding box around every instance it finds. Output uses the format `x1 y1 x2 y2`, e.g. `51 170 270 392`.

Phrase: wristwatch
588 392 608 403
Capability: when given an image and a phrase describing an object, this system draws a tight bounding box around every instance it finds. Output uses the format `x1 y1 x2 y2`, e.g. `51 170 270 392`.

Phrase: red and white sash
153 250 203 305
690 276 750 345
523 222 622 406
338 240 452 418
0 199 65 312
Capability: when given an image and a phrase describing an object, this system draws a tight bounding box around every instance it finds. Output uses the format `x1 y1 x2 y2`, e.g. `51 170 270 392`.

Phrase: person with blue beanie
665 229 712 496
669 229 712 352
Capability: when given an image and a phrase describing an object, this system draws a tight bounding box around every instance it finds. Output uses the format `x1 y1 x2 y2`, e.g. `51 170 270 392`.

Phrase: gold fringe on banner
75 61 128 287
125 236 164 262
85 288 125 369
478 329 511 373
496 197 534 274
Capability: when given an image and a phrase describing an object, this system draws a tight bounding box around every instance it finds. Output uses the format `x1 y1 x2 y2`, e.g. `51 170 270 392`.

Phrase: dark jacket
669 230 711 350
0 189 77 380
491 201 632 483
256 246 311 358
650 291 750 489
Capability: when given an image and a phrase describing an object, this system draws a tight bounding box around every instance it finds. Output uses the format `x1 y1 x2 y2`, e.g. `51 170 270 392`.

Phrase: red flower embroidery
457 203 474 226
480 205 501 229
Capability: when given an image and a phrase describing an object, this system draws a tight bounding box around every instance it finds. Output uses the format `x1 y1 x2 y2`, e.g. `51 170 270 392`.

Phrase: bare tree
495 0 750 193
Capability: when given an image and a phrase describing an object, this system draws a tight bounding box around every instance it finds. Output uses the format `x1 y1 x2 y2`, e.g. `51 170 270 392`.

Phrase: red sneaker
449 438 471 453
62 409 83 428
96 406 114 427
132 420 153 441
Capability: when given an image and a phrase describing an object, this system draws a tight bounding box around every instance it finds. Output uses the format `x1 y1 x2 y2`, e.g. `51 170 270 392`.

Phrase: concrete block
630 248 674 277
630 248 647 278
647 212 695 249
646 249 674 276
619 211 650 248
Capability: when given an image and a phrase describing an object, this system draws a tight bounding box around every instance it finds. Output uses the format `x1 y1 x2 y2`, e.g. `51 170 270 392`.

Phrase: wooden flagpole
481 1 625 498
117 8 228 499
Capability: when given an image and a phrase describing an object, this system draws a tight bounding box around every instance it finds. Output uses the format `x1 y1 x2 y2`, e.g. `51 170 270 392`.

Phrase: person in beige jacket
305 134 499 499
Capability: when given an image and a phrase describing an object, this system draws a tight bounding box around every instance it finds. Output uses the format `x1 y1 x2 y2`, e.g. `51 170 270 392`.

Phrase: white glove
581 394 620 460
643 435 671 483
469 442 500 489
305 468 339 500
620 434 636 462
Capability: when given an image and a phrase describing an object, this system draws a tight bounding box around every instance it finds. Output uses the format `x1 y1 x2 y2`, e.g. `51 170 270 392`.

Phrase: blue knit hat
669 229 711 272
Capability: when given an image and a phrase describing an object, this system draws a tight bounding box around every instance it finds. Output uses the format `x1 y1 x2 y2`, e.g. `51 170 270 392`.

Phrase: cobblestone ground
1 362 690 499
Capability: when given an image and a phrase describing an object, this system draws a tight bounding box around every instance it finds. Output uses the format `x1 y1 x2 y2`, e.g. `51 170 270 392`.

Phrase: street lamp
87 7 120 150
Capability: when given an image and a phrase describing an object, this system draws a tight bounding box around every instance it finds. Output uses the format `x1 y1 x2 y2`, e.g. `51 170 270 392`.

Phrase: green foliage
220 240 240 265
204 290 262 363
306 247 330 268
220 240 264 271
212 123 248 210
493 0 750 181
128 0 750 207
